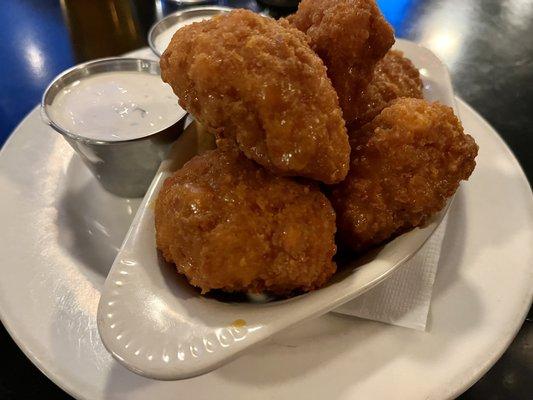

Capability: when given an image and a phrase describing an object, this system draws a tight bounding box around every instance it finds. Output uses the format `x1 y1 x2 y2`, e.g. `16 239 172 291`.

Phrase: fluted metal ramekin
148 6 232 57
41 57 186 198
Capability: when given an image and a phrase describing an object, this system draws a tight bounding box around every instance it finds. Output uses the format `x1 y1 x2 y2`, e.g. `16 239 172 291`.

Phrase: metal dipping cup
41 57 186 198
148 6 232 57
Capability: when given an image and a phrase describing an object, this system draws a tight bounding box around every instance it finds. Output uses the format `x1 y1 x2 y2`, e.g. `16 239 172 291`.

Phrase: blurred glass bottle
60 0 155 62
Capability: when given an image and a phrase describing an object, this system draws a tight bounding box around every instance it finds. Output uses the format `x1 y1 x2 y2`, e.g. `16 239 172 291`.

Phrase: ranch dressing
49 71 184 141
154 16 212 55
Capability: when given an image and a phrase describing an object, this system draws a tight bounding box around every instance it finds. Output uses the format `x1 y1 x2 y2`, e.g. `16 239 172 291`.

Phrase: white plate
97 39 456 380
0 49 532 399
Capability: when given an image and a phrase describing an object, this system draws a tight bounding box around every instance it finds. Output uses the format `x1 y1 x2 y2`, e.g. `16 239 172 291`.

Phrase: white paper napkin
333 217 448 331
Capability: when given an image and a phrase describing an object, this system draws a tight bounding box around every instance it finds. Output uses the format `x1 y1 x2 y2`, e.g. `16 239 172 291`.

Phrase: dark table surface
0 0 531 399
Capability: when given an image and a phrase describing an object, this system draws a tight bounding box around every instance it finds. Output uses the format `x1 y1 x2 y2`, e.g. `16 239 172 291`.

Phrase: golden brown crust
155 143 337 294
347 50 423 130
329 98 478 251
160 9 349 184
288 0 395 123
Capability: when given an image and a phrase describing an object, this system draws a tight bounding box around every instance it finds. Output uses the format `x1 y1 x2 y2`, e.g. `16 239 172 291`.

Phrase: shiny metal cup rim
148 5 233 57
41 57 185 146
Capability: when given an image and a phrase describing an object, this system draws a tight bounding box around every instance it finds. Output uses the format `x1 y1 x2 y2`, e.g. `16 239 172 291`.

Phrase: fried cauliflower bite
347 50 423 130
155 143 337 295
288 0 395 124
329 98 478 251
160 9 350 184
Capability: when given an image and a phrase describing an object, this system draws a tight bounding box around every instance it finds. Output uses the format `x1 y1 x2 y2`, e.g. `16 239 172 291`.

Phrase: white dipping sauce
154 16 212 55
49 71 185 141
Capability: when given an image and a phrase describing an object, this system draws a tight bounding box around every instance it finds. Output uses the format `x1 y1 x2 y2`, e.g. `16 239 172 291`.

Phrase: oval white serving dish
97 39 457 380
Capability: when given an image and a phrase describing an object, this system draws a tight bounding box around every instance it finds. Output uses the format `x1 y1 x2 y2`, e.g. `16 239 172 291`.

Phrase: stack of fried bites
155 0 478 295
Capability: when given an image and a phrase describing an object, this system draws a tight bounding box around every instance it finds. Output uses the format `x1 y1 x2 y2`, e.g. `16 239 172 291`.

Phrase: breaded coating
155 143 337 295
348 50 423 130
288 0 395 123
160 9 350 184
329 98 478 251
